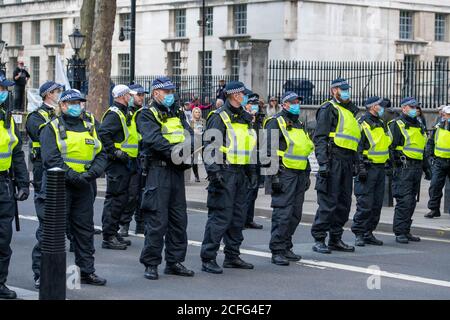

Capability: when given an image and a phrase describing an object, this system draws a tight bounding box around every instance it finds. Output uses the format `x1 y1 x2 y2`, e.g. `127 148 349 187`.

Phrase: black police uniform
351 112 388 238
38 114 107 278
311 98 359 245
265 109 310 256
138 101 194 268
99 101 138 243
426 120 450 215
389 114 426 237
200 101 256 264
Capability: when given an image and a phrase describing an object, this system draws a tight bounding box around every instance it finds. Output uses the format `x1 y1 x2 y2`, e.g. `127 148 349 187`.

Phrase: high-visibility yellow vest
328 100 361 151
50 118 102 173
218 110 257 165
434 127 450 159
394 119 427 160
27 108 52 149
149 106 185 144
274 116 314 170
102 106 139 158
0 112 19 171
360 120 392 164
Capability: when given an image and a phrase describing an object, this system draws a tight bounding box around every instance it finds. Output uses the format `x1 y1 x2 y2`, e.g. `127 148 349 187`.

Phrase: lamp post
119 0 136 85
0 39 7 76
197 0 208 104
67 28 86 91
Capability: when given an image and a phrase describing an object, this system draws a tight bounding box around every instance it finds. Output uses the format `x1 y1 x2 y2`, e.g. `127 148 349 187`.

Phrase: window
48 56 55 81
169 52 182 77
403 55 417 97
399 11 413 40
32 21 41 45
233 4 247 35
200 6 213 36
174 9 186 38
199 51 212 75
54 19 63 43
120 13 131 40
15 22 22 45
435 14 447 41
228 50 240 79
435 56 449 105
31 57 40 89
118 54 130 77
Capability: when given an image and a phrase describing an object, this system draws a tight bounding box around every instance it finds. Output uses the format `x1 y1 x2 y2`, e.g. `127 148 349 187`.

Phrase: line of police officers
0 73 449 298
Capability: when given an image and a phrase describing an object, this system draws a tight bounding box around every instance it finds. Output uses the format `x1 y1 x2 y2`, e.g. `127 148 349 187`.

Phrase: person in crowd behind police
388 97 431 243
311 78 361 254
216 79 227 102
265 91 314 266
138 76 195 280
190 106 206 183
117 83 148 236
243 93 264 230
266 96 282 118
13 61 30 111
39 89 107 286
0 74 30 299
200 81 258 274
99 85 140 250
424 105 450 219
351 97 392 247
416 106 427 131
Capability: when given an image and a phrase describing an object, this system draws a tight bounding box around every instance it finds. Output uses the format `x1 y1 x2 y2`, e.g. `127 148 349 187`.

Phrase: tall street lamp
67 28 86 91
119 0 136 84
197 0 209 104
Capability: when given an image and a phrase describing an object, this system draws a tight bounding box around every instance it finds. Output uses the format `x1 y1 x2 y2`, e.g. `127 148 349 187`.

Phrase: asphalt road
5 194 450 300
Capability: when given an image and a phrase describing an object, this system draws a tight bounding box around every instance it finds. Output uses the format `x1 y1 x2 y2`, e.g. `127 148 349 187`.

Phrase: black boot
328 239 355 252
202 260 223 274
34 276 40 289
164 263 195 277
424 210 441 219
116 235 132 246
284 249 301 262
223 257 254 269
364 232 383 246
406 233 421 242
355 235 366 247
312 240 331 254
135 222 145 235
102 236 127 250
80 273 107 286
0 284 17 299
118 224 129 237
94 228 102 235
144 266 159 280
271 254 290 266
396 234 409 244
244 221 263 230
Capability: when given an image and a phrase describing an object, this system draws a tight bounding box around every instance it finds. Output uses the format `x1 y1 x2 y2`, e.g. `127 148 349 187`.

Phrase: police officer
138 77 195 280
265 92 314 266
0 74 29 299
244 93 263 230
100 85 140 249
351 97 392 246
311 78 360 254
424 105 450 219
200 81 257 274
389 97 429 243
117 84 148 236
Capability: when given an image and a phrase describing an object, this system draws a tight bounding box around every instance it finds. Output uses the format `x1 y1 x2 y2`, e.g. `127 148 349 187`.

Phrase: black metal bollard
39 168 66 300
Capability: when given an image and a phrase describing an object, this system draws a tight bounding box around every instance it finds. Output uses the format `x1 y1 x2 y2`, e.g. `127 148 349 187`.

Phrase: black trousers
119 170 142 226
245 186 258 225
102 162 132 239
0 176 15 284
427 158 450 211
139 166 188 267
392 163 422 236
14 85 25 111
32 174 96 277
269 168 307 254
351 165 385 236
201 167 247 261
311 157 354 241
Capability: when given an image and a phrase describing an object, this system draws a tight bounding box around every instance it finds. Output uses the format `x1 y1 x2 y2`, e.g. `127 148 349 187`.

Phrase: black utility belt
435 157 450 162
149 160 168 167
396 156 422 167
367 162 386 167
0 171 9 177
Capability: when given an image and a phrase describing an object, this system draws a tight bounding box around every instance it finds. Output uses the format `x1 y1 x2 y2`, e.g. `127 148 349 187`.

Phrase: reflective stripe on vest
276 116 314 170
218 111 257 165
103 107 139 158
0 115 18 171
328 101 361 151
435 127 450 159
361 121 392 164
27 109 52 149
50 118 102 173
394 119 427 160
149 107 185 144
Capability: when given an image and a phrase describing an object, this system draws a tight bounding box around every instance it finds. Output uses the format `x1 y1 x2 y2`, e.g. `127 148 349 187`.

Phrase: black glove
358 163 368 182
424 167 432 181
271 174 283 193
15 187 30 201
114 149 130 164
305 175 311 191
81 171 96 182
318 164 329 178
68 171 90 188
209 172 225 190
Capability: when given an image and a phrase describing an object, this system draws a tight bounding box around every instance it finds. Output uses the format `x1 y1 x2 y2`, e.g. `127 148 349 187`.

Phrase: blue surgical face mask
251 105 259 113
289 104 301 115
0 91 8 104
162 93 175 107
67 104 82 117
128 95 135 108
340 90 350 101
377 107 385 118
407 109 417 118
240 95 249 107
